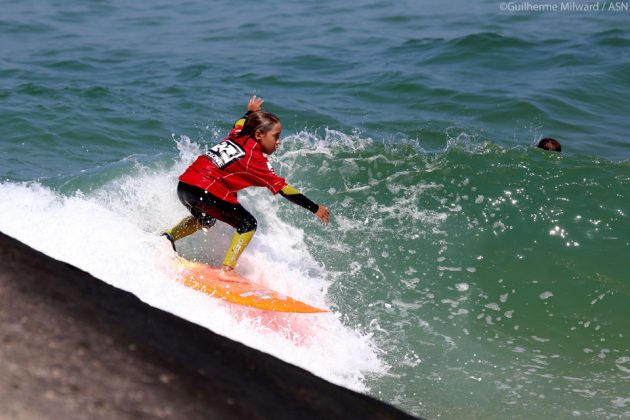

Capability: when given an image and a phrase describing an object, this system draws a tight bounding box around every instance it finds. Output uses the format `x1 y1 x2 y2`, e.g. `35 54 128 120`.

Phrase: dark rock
0 231 417 420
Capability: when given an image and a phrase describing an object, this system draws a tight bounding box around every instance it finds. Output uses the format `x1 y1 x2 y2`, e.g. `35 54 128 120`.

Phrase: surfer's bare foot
218 265 239 281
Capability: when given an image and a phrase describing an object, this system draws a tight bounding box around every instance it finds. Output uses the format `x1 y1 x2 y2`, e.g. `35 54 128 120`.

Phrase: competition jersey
179 124 287 204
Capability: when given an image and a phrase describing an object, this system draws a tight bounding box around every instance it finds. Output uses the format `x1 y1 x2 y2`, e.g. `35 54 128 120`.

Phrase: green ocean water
1 0 629 418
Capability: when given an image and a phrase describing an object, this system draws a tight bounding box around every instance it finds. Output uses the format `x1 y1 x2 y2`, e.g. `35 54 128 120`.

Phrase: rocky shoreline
0 231 417 419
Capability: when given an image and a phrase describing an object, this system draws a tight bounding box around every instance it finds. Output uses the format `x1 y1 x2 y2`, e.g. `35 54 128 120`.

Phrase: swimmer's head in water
537 137 562 152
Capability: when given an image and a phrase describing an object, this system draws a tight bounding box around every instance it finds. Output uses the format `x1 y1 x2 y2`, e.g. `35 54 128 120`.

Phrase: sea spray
0 135 386 391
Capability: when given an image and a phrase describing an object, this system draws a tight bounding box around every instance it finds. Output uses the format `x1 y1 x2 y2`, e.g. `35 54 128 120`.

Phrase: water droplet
539 291 554 300
455 283 469 292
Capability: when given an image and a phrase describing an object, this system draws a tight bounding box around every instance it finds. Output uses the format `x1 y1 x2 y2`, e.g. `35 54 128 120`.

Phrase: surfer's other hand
315 205 330 224
247 95 264 112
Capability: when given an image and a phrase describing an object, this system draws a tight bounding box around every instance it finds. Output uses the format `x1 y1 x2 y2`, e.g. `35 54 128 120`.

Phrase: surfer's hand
315 205 329 224
247 95 264 112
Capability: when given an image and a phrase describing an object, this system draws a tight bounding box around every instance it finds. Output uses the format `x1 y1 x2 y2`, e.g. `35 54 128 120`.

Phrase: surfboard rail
177 259 328 313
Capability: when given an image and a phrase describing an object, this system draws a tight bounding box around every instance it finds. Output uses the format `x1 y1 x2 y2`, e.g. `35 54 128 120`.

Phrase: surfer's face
255 123 282 155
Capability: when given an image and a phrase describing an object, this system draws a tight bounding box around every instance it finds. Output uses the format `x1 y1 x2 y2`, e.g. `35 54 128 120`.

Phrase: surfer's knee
189 207 217 229
199 214 217 228
236 213 257 234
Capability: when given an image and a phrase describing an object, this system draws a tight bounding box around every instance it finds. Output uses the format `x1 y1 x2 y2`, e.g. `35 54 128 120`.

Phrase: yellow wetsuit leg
166 216 202 241
222 230 255 268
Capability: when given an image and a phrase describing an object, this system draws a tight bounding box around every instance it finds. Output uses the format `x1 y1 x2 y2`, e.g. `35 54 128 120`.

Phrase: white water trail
0 135 384 391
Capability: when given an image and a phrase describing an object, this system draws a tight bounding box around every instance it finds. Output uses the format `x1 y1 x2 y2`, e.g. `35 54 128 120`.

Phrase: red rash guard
179 124 287 204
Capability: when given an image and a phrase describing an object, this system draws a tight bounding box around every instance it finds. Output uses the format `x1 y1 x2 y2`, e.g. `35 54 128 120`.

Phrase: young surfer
163 96 330 271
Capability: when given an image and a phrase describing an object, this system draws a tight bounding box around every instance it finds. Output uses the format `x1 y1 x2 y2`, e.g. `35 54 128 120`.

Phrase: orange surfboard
177 259 328 313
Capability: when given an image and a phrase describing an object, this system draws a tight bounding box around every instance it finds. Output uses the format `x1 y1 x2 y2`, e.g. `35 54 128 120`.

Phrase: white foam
0 136 384 391
539 291 554 300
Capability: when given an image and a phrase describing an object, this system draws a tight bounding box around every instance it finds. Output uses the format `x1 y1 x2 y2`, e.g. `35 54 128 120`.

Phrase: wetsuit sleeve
279 185 319 213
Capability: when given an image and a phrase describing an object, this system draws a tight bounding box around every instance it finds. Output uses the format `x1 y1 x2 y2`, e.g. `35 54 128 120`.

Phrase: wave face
3 132 629 418
276 130 630 418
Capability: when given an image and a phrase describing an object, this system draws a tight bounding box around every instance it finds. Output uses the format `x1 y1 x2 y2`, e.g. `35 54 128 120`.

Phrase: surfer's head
240 111 282 155
537 137 562 152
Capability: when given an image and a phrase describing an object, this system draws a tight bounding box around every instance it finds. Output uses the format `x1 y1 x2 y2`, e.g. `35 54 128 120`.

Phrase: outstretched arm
233 95 264 129
279 185 330 224
247 95 264 112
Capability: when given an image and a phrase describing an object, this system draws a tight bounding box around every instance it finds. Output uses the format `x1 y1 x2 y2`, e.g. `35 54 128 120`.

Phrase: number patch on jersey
205 140 246 169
